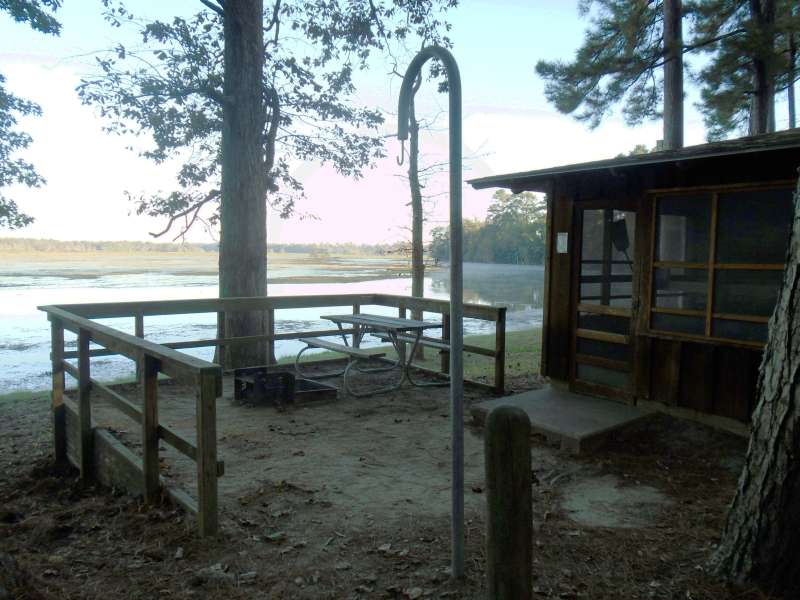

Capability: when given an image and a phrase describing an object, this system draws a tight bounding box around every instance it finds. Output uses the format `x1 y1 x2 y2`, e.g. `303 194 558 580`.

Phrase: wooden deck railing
43 306 222 537
40 293 507 537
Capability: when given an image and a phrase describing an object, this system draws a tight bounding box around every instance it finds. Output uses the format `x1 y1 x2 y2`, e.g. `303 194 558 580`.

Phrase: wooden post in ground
266 308 276 364
50 318 66 463
485 406 532 600
196 370 219 537
142 355 160 504
77 328 93 480
441 313 450 375
494 307 506 395
216 311 226 367
398 302 407 365
134 313 144 379
352 303 360 348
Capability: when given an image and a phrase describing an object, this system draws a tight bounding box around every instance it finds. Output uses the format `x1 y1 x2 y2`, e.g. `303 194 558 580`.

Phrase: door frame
569 198 639 403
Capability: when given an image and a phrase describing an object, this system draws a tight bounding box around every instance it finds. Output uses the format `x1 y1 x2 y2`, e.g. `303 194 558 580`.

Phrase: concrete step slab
471 386 653 453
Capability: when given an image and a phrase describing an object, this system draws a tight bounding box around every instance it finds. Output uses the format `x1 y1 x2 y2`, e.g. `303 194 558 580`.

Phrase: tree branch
198 0 224 18
149 189 220 238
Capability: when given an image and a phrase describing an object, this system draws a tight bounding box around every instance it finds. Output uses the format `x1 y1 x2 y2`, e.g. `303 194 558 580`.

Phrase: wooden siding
542 180 573 381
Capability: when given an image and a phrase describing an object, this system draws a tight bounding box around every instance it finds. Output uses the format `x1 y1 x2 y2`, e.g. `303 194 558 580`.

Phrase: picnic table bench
294 313 445 396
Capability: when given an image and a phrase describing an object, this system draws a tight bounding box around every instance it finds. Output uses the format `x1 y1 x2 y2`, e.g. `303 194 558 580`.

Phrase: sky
0 0 716 245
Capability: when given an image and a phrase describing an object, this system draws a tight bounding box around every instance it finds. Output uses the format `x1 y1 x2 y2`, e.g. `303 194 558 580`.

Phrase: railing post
216 311 226 368
50 318 66 463
398 301 407 365
485 406 532 599
78 328 93 480
495 307 506 395
267 308 276 364
352 303 360 348
441 313 451 375
196 370 219 537
135 313 144 379
142 354 160 504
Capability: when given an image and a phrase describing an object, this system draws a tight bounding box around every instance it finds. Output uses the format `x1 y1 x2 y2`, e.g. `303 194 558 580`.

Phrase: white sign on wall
557 232 569 254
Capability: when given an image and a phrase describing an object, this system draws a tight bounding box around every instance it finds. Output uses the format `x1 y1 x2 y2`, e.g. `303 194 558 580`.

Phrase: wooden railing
40 293 507 537
43 306 222 537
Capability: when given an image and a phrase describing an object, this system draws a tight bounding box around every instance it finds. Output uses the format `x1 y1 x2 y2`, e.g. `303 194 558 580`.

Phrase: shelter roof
467 130 800 193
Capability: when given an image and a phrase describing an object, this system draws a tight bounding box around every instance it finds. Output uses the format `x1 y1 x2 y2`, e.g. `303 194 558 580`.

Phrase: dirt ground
0 368 775 599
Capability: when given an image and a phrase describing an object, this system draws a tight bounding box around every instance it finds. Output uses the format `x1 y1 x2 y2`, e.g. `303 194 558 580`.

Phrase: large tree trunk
408 82 425 359
790 29 797 129
662 0 684 150
713 175 800 596
749 0 776 135
219 0 267 369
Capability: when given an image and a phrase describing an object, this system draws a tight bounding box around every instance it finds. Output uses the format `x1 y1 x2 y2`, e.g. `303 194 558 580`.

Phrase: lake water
0 256 544 393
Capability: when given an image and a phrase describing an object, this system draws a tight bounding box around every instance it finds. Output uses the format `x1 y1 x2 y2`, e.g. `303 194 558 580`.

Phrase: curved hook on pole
396 140 405 166
396 45 464 580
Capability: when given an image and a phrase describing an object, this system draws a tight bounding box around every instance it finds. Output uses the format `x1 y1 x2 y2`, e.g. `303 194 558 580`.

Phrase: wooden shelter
469 130 800 430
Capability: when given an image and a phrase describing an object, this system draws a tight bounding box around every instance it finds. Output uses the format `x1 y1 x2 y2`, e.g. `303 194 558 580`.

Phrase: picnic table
294 313 446 396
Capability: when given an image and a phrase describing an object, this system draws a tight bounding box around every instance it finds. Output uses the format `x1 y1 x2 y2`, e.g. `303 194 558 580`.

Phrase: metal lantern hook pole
397 46 464 579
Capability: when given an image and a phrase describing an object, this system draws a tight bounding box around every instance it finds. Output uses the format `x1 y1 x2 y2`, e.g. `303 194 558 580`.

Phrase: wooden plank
574 328 629 345
299 337 385 359
646 179 795 196
196 371 218 537
216 311 226 368
91 378 140 420
652 261 708 269
640 329 765 350
51 319 67 463
495 308 506 394
78 328 92 480
713 263 786 270
352 303 361 349
574 353 630 372
43 306 221 386
678 343 714 413
547 191 574 380
441 314 451 375
63 359 79 380
649 339 681 406
266 308 276 364
134 313 144 378
540 189 553 376
43 292 503 322
141 355 160 504
705 193 719 337
651 306 706 317
576 303 631 317
712 313 771 323
713 346 760 421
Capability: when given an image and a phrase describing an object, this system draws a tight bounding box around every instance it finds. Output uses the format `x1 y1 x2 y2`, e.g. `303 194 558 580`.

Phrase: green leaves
430 191 547 265
80 1 455 239
535 0 665 129
0 0 61 229
537 0 799 138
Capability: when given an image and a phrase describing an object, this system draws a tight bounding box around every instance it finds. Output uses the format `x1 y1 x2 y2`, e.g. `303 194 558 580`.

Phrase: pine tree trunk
219 0 267 369
409 85 425 360
749 0 776 135
662 0 684 150
713 174 800 597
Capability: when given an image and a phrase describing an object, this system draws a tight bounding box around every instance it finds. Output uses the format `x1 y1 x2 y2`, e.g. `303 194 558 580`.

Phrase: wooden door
571 205 637 401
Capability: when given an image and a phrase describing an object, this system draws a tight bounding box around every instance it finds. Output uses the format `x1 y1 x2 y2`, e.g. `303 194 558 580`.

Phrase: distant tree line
429 191 547 265
0 238 407 255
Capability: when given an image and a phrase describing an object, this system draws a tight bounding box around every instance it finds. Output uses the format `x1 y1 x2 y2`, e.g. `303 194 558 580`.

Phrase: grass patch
0 389 49 403
282 327 542 380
